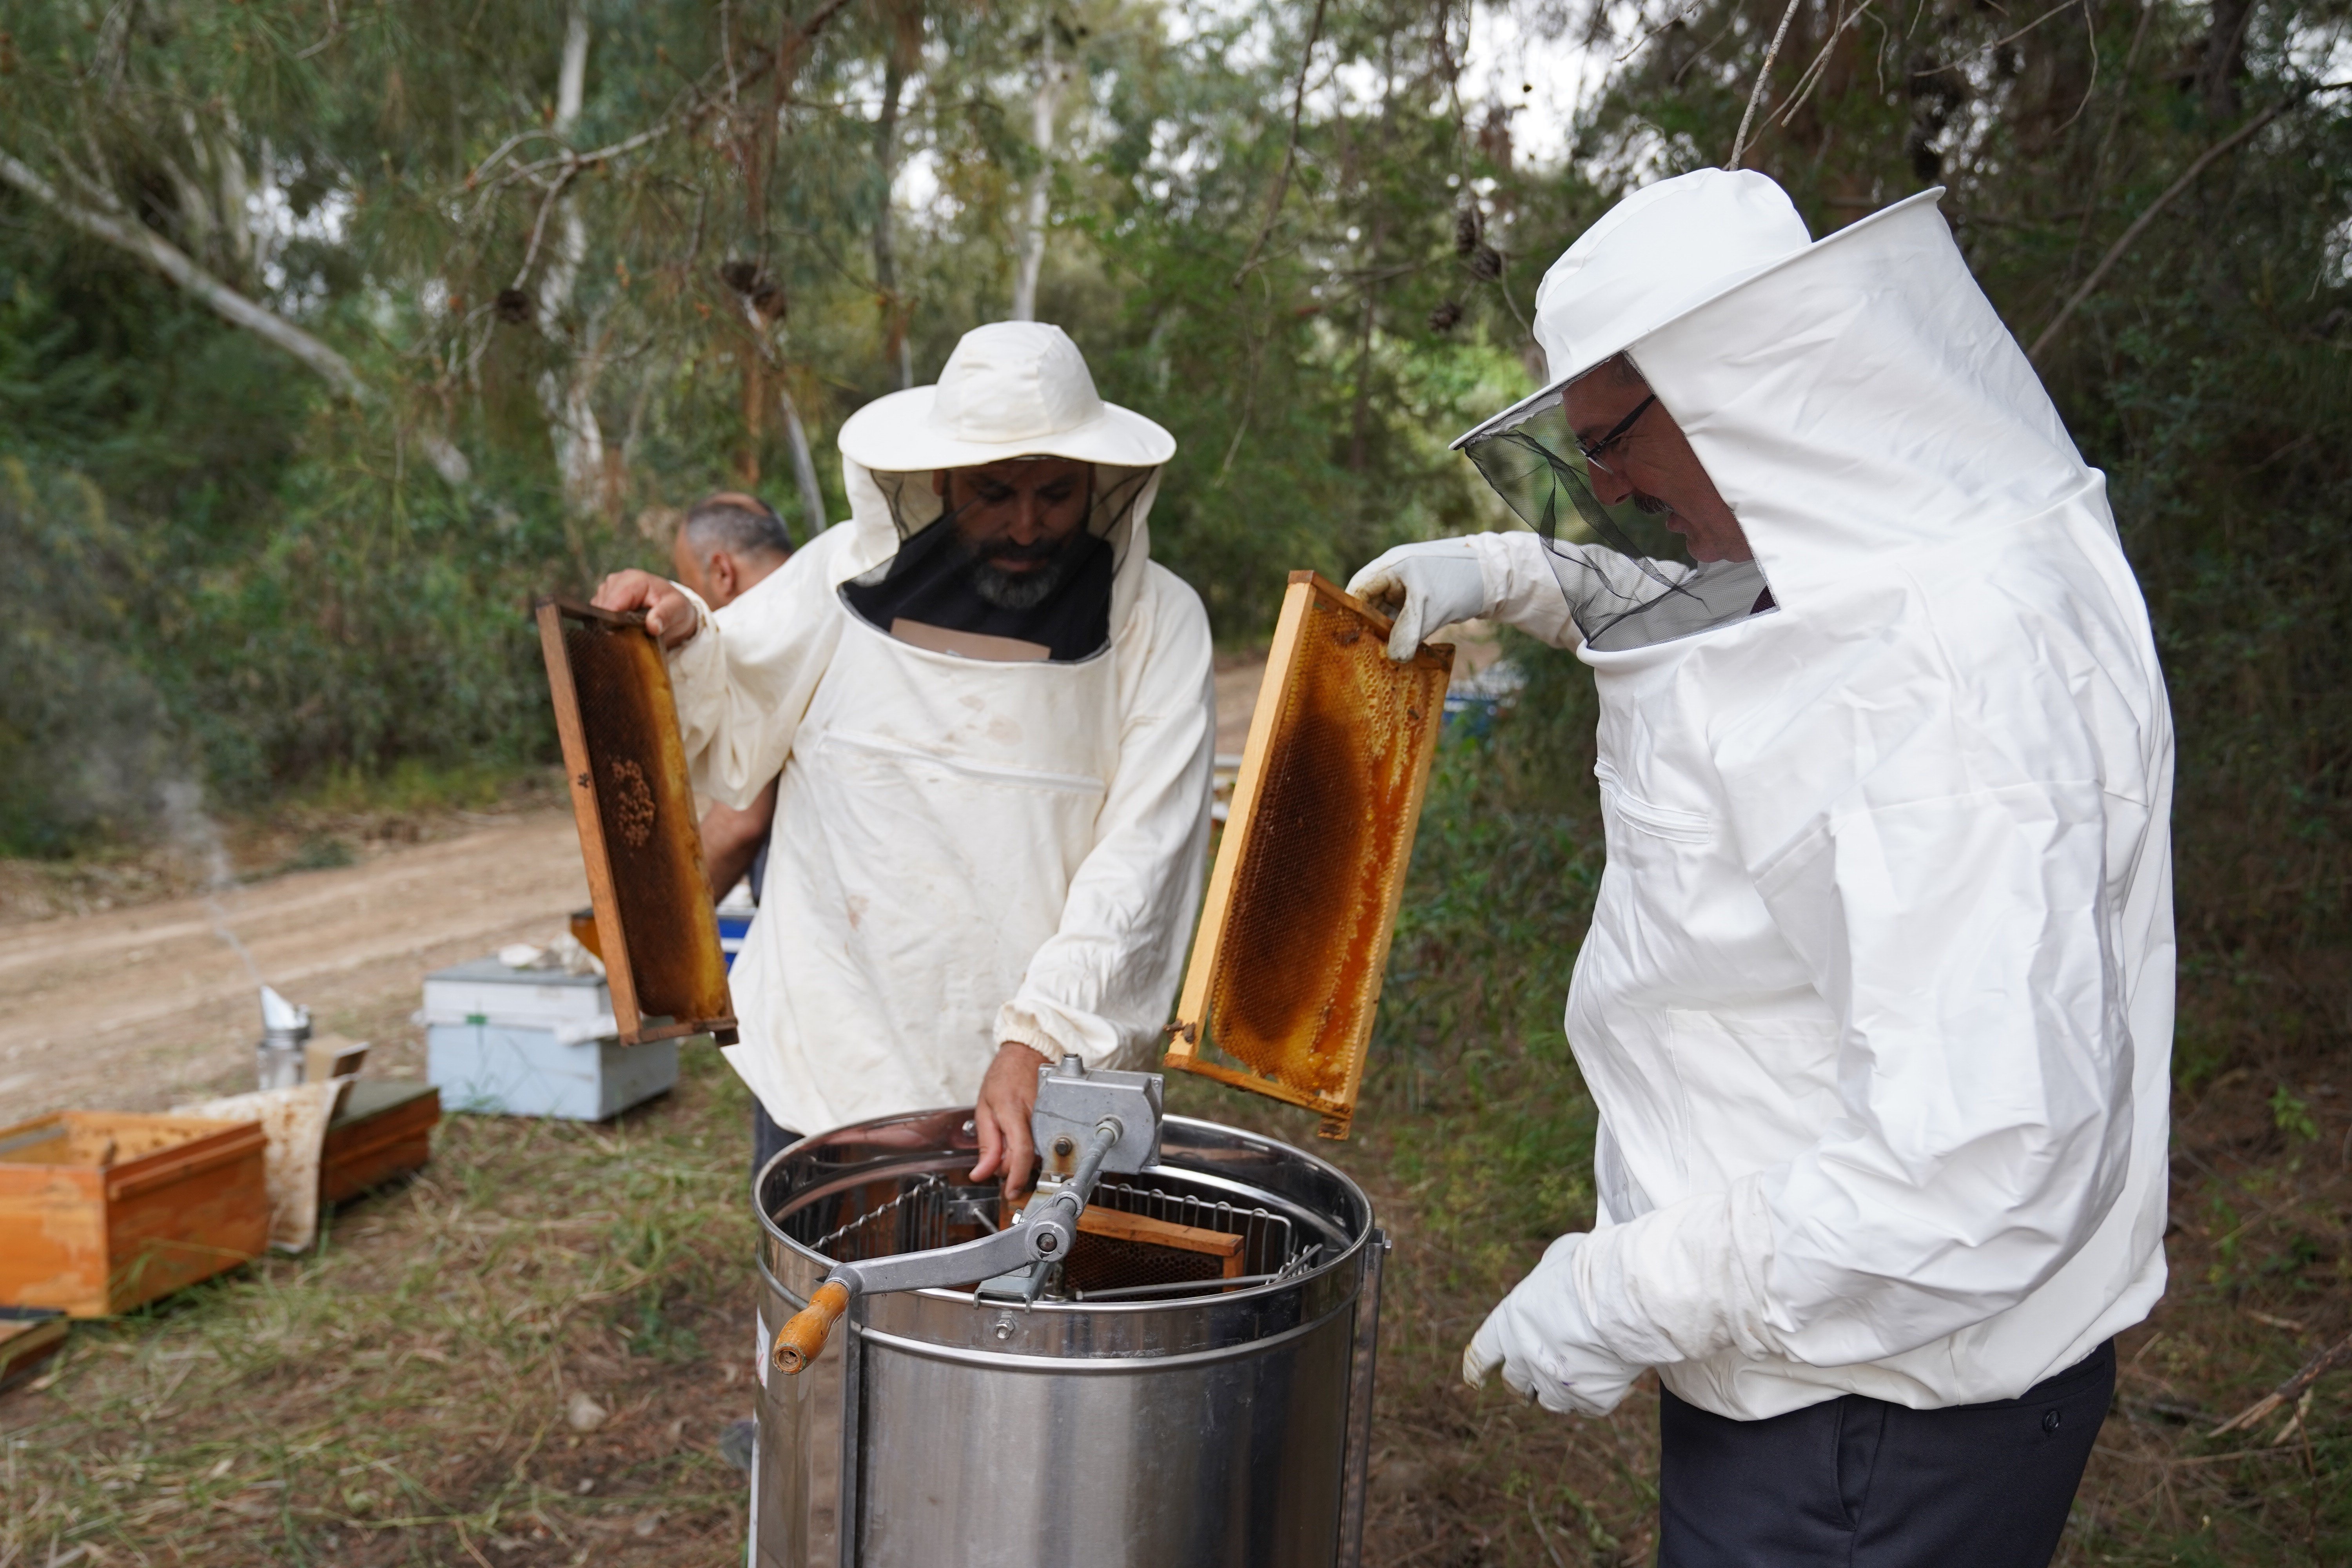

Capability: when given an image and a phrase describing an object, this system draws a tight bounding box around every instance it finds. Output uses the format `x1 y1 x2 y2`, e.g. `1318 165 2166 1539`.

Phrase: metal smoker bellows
754 1057 1387 1568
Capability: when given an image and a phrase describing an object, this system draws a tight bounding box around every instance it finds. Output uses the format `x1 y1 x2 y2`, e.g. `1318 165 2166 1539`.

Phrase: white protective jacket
664 441 1214 1138
1466 181 2175 1419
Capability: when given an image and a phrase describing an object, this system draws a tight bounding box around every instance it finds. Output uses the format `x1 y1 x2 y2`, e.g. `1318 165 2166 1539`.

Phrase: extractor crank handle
775 1114 1132 1376
773 1278 851 1376
772 1198 1071 1376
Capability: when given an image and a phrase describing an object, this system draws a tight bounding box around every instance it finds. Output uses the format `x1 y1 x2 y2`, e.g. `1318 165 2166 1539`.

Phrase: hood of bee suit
835 320 1172 637
1466 170 2111 620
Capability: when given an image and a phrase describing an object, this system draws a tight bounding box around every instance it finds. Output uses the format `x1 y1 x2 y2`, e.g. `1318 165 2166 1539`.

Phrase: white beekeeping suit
1361 171 2175 1420
663 323 1215 1135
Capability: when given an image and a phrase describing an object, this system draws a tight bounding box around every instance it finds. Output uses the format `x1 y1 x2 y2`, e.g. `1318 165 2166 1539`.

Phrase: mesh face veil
867 460 1155 553
843 457 1160 663
1459 372 1777 652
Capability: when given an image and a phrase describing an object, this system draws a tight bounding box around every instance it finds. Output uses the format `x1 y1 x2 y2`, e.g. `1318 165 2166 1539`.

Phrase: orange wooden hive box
0 1111 270 1318
318 1082 441 1207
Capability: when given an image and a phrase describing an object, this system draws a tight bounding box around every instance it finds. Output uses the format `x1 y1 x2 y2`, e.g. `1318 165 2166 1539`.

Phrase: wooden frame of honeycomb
1165 572 1453 1138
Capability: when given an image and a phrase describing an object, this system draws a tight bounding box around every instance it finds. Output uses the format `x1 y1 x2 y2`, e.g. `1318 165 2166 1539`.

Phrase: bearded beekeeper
593 322 1213 1191
1352 171 2173 1566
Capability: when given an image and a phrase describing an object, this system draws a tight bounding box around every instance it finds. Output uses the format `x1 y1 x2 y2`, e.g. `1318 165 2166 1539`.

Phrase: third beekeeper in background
594 322 1213 1189
667 491 795 900
1352 170 2173 1566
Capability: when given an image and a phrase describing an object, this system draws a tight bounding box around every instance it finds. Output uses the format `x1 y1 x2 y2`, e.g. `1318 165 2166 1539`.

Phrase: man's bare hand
969 1042 1052 1199
701 779 779 900
592 569 701 651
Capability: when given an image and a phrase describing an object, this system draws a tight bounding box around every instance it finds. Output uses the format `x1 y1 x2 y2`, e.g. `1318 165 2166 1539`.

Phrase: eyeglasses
1577 394 1655 474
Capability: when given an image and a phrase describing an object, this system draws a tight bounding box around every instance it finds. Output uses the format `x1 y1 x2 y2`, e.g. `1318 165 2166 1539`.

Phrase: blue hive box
420 958 677 1121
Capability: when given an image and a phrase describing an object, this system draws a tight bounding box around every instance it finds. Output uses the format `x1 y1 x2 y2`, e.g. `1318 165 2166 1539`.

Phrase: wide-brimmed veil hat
839 321 1175 472
1453 170 1943 448
1445 170 1950 652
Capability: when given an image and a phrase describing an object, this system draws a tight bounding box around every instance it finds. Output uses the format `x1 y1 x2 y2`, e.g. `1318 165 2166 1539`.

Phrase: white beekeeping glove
1347 539 1490 661
1462 1234 1645 1417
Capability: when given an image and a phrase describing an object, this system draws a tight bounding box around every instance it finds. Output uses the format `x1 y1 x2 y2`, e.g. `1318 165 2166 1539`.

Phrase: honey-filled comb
1165 572 1452 1137
536 597 737 1046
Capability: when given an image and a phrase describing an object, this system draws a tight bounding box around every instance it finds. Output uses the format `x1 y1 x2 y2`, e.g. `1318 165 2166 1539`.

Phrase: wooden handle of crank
774 1280 851 1376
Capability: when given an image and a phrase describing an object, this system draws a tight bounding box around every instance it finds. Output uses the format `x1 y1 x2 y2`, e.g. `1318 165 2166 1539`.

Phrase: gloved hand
1462 1233 1644 1417
1346 540 1490 661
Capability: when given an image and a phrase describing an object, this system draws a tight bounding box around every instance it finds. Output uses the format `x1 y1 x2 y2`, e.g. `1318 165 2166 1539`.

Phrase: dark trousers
1658 1340 2114 1568
751 1102 801 1183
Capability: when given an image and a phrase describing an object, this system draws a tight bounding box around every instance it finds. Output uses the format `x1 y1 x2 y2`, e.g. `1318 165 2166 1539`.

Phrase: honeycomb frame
535 597 738 1047
1165 572 1452 1137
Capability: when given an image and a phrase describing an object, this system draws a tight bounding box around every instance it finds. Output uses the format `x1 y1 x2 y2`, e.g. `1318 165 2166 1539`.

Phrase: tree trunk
536 3 607 514
2201 0 2255 122
733 363 764 487
875 54 913 389
557 6 590 129
779 378 828 541
1347 276 1377 472
1011 15 1060 321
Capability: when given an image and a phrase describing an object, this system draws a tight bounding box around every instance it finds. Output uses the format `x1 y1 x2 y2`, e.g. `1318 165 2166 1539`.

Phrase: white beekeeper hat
838 320 1176 473
1455 169 1945 447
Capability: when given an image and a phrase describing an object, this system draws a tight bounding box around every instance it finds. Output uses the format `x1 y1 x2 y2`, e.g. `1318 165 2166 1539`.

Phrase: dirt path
0 813 588 1123
0 648 1281 1126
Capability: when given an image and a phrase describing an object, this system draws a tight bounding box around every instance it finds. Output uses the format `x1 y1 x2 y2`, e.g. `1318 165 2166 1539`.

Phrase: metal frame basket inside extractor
752 1109 1388 1568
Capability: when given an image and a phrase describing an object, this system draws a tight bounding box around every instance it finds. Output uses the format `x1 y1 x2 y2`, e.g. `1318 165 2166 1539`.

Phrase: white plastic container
421 958 678 1121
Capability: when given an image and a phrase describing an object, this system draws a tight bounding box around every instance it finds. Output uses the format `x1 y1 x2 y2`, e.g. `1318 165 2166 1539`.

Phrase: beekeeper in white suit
1353 170 2173 1566
594 322 1212 1193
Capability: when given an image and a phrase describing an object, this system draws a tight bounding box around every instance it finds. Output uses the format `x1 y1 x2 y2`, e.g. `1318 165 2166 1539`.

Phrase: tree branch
0 146 471 485
1729 0 1804 169
2027 102 2283 361
0 146 369 400
2208 1329 2352 1437
1232 0 1330 289
466 0 858 208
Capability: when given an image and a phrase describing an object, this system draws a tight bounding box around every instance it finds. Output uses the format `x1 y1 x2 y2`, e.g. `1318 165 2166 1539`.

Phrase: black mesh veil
1459 379 1775 652
867 461 1154 550
843 458 1158 663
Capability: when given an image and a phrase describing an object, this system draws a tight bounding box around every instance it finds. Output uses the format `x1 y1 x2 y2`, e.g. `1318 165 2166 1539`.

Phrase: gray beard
969 557 1068 610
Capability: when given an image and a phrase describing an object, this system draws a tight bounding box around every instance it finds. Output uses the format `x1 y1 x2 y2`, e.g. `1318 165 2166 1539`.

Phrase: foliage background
3 0 2345 982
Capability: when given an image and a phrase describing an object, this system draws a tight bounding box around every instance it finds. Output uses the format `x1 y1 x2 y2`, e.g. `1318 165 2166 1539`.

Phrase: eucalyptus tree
0 0 902 521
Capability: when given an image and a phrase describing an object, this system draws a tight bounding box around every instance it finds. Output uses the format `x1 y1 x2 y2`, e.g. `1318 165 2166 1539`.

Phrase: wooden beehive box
0 1112 270 1318
319 1082 440 1206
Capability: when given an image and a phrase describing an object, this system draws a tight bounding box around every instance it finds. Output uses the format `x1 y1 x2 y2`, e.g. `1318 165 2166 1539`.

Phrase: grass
4 635 2347 1565
2 1054 765 1567
296 761 541 821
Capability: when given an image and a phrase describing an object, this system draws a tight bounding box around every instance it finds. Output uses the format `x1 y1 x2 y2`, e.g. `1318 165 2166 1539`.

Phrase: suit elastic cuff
994 999 1120 1069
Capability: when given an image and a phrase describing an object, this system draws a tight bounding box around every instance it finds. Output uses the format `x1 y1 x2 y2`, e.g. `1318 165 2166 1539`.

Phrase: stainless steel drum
753 1108 1386 1568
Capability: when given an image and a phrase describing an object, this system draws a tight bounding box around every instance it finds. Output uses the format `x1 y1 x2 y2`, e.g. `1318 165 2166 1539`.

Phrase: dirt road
0 653 1275 1125
0 813 588 1123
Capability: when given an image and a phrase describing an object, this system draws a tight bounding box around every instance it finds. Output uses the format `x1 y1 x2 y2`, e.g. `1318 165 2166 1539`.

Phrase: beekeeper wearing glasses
594 322 1212 1193
1353 171 2173 1566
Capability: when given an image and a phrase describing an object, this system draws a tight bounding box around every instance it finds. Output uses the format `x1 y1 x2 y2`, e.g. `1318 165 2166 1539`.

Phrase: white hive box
421 958 678 1121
